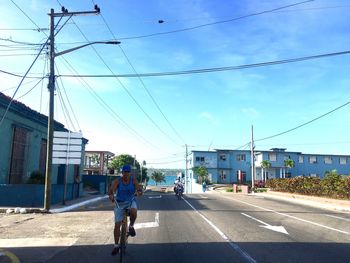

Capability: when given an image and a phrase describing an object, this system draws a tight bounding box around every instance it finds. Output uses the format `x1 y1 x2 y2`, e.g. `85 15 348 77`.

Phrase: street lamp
44 8 120 211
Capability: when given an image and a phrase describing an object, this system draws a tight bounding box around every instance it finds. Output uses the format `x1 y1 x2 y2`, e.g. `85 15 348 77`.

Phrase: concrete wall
0 183 82 207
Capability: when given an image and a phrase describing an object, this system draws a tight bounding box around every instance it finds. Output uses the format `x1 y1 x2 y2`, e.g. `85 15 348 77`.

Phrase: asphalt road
1 189 350 263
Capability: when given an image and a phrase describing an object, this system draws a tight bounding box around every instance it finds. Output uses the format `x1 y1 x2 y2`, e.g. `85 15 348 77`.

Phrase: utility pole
185 144 189 194
44 9 55 211
250 125 255 193
44 6 110 211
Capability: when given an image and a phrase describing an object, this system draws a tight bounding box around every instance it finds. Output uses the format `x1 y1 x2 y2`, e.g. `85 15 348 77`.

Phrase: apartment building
190 148 350 184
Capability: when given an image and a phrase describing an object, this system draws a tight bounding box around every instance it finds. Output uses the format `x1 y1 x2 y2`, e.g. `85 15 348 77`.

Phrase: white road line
182 198 256 263
220 195 350 235
241 213 289 235
148 195 162 199
325 214 350 222
134 212 159 229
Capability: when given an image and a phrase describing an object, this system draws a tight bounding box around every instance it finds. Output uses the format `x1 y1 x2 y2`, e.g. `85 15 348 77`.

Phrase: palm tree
261 160 271 182
151 171 166 186
192 166 209 184
284 158 295 178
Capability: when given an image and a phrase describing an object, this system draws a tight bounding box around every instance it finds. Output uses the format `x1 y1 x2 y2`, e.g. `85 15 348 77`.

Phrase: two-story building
190 148 350 184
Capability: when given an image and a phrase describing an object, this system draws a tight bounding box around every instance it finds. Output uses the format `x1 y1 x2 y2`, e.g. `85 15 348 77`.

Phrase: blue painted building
190 148 350 184
0 92 88 206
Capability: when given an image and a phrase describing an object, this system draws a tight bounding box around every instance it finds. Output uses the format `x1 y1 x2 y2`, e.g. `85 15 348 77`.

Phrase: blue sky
1 0 350 168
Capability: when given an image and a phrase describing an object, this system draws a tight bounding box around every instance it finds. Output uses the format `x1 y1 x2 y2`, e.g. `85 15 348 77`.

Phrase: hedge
266 172 350 199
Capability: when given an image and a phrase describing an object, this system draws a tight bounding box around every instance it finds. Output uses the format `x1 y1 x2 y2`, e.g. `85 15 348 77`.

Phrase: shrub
321 170 343 198
266 172 350 199
27 170 45 184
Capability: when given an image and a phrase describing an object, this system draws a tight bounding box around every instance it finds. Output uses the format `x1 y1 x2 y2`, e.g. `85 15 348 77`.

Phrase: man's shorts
114 200 137 223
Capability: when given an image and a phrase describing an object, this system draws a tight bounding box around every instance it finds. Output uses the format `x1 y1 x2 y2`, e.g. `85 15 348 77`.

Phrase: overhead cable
56 1 182 148
115 0 314 41
0 37 49 127
57 50 350 78
91 0 186 146
255 101 350 142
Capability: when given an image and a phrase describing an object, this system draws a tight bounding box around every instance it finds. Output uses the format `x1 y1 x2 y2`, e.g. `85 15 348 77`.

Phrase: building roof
85 151 114 156
0 92 88 144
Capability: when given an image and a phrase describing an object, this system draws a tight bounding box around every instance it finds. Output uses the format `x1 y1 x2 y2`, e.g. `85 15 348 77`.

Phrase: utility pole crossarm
50 10 100 17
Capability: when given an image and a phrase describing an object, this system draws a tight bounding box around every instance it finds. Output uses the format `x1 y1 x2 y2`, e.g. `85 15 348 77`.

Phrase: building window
9 126 30 184
298 155 304 163
219 154 226 161
236 154 246 161
309 156 317 164
284 155 291 160
196 156 205 162
268 153 277 162
324 156 332 164
39 139 47 175
236 170 246 182
220 170 226 180
340 157 347 165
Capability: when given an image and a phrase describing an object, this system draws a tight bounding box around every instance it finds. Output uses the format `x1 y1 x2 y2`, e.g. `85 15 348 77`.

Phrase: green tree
110 154 135 172
284 158 295 178
261 160 271 182
90 153 100 167
192 166 209 184
151 171 166 186
109 154 148 183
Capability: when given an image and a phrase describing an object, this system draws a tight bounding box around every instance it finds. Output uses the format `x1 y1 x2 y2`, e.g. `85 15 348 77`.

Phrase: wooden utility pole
44 6 103 211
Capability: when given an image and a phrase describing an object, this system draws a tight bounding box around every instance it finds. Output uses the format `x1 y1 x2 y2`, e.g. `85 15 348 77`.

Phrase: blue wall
0 183 81 207
83 174 110 194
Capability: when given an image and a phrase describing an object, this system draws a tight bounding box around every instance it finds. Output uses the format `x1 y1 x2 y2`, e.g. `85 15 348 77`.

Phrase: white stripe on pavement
325 214 350 222
182 197 257 263
219 194 350 235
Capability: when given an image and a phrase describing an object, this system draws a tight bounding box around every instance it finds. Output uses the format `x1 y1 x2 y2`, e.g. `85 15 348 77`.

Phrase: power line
0 37 49 127
223 101 350 152
15 76 45 100
255 101 350 142
91 0 186 146
58 56 159 149
114 0 315 41
0 37 44 46
147 159 184 165
20 2 347 46
0 27 48 32
55 64 80 132
9 0 49 38
57 50 350 78
55 1 182 148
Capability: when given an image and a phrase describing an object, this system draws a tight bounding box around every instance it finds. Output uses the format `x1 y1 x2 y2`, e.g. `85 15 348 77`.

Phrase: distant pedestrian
202 181 206 192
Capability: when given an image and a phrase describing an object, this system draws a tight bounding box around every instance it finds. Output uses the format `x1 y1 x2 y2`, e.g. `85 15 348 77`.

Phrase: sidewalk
251 190 350 213
0 189 107 214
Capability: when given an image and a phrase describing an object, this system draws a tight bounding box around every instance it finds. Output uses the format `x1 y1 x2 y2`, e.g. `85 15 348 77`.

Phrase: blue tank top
116 175 135 202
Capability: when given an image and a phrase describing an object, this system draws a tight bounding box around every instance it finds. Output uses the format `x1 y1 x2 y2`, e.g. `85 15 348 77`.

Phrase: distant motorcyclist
174 180 184 198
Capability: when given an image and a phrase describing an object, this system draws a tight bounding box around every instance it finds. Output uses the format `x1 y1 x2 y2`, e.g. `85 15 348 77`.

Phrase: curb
0 195 107 214
253 191 350 213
